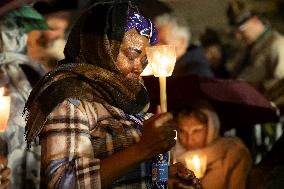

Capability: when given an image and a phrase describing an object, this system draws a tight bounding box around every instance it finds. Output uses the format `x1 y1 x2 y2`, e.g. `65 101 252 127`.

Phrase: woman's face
177 113 208 150
116 28 150 80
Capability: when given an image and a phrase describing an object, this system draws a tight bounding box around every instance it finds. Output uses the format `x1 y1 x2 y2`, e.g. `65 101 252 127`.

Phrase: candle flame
185 154 207 179
192 155 201 169
0 87 3 96
145 45 176 77
0 87 11 132
0 87 9 110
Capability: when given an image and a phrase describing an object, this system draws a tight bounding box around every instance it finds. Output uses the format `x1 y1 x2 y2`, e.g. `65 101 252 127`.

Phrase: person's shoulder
271 29 284 38
222 136 247 149
67 98 107 113
270 31 284 50
222 136 251 159
51 98 100 115
68 98 82 107
185 45 206 57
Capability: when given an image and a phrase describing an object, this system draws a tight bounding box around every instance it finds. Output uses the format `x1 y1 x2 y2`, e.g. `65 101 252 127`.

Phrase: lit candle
145 45 176 188
185 154 207 179
145 45 176 112
0 87 11 132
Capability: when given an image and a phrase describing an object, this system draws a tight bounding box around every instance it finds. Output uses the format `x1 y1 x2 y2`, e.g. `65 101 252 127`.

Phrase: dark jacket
172 45 214 77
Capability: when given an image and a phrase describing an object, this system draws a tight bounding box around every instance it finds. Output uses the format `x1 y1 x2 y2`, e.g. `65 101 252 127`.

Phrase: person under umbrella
172 101 252 189
143 74 279 163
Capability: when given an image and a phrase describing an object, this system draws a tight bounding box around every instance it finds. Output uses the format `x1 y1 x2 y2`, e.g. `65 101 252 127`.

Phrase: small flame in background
0 87 8 111
0 87 11 132
0 87 4 96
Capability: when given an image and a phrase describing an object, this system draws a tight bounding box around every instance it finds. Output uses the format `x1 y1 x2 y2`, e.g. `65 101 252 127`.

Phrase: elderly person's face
116 28 150 80
177 113 207 150
156 24 187 59
43 16 68 42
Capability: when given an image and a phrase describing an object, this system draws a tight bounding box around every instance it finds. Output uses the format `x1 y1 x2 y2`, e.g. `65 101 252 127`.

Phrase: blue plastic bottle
150 152 169 188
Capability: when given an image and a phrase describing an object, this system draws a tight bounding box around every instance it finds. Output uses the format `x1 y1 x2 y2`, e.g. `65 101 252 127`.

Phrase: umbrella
143 75 279 129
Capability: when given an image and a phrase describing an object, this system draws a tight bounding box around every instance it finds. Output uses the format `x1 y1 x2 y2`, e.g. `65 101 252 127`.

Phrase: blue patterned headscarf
125 9 157 45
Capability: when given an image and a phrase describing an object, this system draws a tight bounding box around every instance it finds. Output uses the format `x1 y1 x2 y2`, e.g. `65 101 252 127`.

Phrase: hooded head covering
198 103 220 145
174 101 221 158
24 0 157 145
180 101 220 145
125 8 157 45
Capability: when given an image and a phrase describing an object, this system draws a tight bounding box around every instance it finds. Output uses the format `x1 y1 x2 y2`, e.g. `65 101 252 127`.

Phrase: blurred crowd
0 0 283 188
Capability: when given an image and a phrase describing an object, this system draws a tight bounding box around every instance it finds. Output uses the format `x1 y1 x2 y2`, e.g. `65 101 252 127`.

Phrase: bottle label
152 162 168 182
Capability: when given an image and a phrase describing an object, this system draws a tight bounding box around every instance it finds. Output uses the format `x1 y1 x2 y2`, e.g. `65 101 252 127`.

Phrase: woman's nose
133 61 143 74
187 133 195 144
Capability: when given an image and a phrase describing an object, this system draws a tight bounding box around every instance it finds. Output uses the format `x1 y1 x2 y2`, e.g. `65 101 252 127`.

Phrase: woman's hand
168 162 202 189
137 111 176 159
0 156 10 189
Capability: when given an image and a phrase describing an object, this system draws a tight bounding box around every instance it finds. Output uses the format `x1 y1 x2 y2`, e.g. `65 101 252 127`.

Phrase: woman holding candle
24 1 201 188
173 101 252 189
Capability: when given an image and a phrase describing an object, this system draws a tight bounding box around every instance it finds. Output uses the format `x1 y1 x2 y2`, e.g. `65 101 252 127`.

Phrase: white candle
159 76 167 113
185 154 207 179
0 87 11 132
145 45 176 113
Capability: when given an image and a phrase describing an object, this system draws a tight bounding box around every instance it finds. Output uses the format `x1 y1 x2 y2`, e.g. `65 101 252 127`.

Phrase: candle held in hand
185 154 207 179
145 45 177 188
0 87 11 132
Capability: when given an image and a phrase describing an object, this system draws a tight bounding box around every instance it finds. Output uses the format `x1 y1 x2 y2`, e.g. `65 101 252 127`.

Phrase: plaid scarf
24 1 151 145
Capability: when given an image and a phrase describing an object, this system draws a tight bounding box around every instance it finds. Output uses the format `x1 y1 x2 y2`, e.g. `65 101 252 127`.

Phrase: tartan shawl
24 1 149 145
